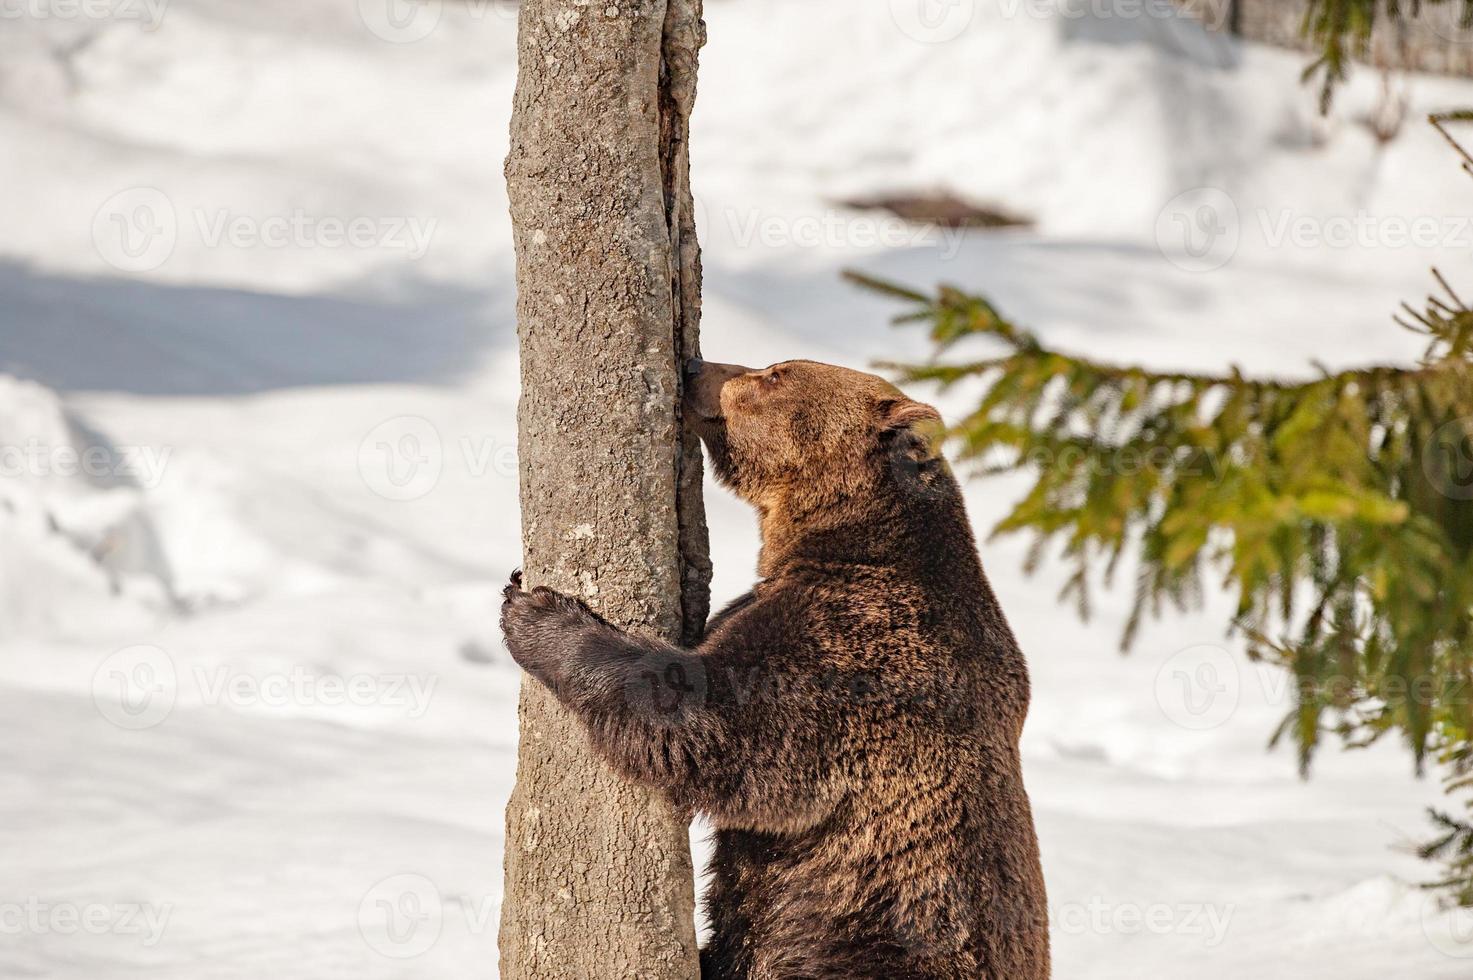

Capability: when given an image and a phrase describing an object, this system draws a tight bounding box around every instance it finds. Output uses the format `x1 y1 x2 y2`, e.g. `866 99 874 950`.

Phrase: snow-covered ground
4 0 1473 975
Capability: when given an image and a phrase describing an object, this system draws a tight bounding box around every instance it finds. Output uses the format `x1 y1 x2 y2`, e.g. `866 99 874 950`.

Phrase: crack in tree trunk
660 0 711 648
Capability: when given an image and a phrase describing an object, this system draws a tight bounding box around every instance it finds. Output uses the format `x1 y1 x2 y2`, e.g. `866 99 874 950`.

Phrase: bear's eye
762 370 782 386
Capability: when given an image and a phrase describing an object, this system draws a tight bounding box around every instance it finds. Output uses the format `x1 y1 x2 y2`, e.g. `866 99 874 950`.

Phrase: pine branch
1302 2 1473 112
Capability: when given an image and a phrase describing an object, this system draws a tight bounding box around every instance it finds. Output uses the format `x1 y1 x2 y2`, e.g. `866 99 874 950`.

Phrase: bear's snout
685 358 753 421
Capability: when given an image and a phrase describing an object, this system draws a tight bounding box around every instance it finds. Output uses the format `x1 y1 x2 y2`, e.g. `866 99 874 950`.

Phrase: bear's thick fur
502 359 1049 979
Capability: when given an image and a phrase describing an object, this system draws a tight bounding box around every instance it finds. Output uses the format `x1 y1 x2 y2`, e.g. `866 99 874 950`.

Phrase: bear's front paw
500 571 598 689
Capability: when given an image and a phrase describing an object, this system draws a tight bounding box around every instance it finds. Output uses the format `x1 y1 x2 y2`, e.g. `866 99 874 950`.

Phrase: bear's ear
876 397 945 465
878 398 943 434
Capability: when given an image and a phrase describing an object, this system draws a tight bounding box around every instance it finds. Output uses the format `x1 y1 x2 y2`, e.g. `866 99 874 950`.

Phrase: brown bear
501 358 1050 979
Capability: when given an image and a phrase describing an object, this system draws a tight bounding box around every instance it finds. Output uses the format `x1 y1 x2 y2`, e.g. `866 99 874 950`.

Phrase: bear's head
684 358 948 519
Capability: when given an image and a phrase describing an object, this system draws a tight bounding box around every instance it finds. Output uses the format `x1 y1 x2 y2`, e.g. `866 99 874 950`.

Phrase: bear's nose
683 358 755 421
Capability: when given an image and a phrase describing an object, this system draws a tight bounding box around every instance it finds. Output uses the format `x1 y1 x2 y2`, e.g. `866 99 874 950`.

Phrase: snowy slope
3 0 1473 976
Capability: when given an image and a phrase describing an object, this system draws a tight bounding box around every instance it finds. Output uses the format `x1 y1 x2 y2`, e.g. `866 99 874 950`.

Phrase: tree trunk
499 0 708 977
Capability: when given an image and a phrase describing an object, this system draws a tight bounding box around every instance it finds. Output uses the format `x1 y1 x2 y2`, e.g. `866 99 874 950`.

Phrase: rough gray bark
499 0 708 977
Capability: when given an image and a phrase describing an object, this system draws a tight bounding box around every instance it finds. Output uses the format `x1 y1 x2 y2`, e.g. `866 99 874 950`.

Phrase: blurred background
4 0 1473 976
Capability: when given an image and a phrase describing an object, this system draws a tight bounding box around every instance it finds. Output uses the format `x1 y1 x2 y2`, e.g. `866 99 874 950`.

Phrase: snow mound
0 375 172 637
